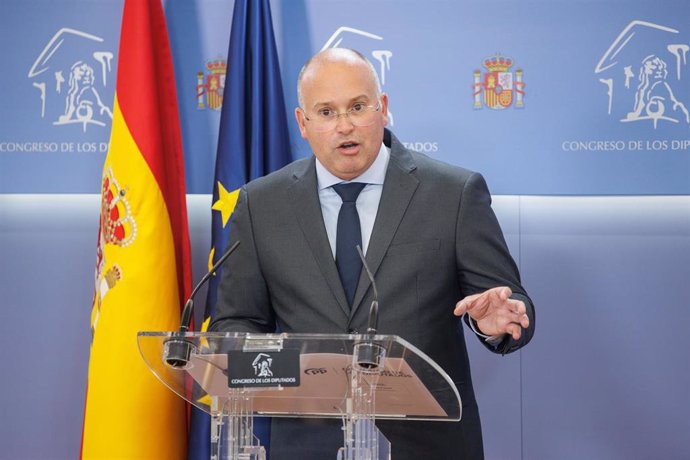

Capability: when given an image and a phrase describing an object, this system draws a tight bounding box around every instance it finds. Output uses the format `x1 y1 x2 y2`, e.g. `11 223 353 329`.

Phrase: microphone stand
164 241 240 368
354 245 385 371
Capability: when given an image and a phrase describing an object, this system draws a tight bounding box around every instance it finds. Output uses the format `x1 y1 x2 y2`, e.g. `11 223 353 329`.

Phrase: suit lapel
350 134 419 320
288 158 351 318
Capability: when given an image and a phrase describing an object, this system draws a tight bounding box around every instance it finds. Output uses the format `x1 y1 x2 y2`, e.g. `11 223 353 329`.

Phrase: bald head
293 47 389 181
297 48 382 108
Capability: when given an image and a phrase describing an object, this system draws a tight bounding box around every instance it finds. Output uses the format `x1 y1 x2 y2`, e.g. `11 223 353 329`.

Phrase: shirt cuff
465 313 505 347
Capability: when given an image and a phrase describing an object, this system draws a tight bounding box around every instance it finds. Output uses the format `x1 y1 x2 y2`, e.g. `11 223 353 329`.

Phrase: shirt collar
315 142 390 190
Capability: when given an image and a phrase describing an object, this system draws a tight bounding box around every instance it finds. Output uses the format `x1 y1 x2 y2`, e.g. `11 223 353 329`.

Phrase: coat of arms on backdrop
473 53 525 110
196 59 227 111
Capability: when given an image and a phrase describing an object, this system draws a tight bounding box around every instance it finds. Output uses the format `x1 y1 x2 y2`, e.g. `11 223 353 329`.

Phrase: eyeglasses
303 101 381 132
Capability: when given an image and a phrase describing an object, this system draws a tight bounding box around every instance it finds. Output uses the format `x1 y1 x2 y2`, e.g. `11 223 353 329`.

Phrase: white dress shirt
315 143 390 258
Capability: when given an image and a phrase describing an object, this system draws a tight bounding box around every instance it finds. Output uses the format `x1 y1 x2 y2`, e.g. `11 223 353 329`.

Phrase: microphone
164 240 241 368
354 245 384 370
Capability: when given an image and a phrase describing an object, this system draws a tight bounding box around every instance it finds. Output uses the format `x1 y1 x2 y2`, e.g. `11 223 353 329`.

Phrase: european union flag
187 0 291 458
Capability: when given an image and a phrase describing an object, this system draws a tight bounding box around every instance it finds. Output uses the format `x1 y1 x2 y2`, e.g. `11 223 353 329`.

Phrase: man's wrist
465 313 505 346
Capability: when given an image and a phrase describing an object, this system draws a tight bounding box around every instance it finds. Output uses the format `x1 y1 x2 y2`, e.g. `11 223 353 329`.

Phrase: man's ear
295 107 308 139
380 93 389 127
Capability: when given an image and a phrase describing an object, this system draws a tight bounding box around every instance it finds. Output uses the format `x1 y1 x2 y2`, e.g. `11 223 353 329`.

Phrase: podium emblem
228 350 300 388
252 353 273 377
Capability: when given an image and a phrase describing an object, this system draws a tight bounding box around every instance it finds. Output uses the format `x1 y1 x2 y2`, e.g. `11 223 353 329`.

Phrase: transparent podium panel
138 332 461 421
138 332 461 459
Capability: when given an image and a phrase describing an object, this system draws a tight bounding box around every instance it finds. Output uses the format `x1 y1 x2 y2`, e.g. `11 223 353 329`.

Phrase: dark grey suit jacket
211 129 535 459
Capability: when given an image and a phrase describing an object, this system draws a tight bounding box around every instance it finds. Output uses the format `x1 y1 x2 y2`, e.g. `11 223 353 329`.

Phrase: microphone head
354 341 386 371
163 336 194 369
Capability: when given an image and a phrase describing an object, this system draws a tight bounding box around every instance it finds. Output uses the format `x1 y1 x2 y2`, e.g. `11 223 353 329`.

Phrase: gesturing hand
454 287 529 340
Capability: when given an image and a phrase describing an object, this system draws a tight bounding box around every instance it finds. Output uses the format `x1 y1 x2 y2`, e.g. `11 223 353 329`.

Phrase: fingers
454 286 514 318
518 310 530 329
506 299 530 329
465 293 530 338
489 286 512 303
454 287 530 341
506 298 526 316
453 292 481 316
506 323 522 341
487 312 528 340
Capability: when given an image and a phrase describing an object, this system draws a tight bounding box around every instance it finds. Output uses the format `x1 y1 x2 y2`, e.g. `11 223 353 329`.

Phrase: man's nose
334 113 355 133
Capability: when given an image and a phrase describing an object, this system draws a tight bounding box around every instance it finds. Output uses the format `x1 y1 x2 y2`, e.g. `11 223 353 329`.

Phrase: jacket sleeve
455 172 535 354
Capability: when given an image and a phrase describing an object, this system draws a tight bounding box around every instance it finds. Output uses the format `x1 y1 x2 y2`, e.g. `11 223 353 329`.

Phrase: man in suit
211 48 534 459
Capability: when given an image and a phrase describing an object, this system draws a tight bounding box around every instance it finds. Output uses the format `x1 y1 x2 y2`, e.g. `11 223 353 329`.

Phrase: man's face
295 59 388 181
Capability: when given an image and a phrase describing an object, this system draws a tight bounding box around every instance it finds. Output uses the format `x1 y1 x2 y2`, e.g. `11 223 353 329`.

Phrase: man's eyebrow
311 94 371 109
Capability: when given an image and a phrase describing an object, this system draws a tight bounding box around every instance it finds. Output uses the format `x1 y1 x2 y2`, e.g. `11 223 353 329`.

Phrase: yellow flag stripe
82 96 186 459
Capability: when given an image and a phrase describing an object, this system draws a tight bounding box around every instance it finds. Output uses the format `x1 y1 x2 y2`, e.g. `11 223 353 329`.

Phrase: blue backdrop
1 0 688 194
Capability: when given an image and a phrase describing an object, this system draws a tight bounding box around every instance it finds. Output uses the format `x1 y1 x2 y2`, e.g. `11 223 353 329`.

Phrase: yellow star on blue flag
211 181 239 227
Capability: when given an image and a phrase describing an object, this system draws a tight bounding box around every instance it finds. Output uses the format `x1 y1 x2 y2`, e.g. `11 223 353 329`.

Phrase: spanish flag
81 0 191 458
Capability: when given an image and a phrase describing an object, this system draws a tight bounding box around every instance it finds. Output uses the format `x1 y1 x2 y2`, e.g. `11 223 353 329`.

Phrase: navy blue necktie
333 183 366 307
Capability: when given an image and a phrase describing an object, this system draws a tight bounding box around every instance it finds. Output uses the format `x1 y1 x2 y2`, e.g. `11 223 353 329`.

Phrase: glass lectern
138 332 461 460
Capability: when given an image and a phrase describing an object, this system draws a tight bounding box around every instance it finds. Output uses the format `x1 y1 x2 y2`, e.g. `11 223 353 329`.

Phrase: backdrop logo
28 28 114 132
196 59 227 111
473 53 525 110
595 20 689 129
322 26 395 126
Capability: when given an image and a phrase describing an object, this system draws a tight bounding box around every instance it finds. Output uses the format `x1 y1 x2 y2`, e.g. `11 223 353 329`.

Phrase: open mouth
338 141 359 151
